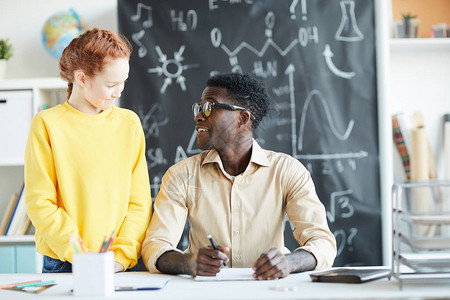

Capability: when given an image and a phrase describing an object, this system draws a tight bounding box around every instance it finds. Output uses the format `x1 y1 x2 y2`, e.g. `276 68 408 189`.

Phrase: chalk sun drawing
147 45 199 93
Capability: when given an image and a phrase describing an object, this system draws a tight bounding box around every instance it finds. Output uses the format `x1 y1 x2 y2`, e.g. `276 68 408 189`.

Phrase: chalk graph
284 64 368 161
297 89 354 151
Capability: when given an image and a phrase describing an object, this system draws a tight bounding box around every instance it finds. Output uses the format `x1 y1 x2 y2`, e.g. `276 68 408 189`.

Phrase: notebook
309 268 390 283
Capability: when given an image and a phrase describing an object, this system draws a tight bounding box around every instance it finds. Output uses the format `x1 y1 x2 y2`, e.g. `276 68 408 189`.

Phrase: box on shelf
0 91 32 165
431 23 450 38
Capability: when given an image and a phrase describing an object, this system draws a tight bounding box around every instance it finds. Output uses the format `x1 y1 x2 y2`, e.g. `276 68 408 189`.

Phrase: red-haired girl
25 28 151 273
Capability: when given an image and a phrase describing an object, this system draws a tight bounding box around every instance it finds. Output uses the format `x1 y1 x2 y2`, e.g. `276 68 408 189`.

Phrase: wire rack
391 181 450 289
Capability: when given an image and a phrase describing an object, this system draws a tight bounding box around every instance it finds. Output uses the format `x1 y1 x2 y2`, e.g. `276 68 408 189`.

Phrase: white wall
389 43 450 182
0 0 117 79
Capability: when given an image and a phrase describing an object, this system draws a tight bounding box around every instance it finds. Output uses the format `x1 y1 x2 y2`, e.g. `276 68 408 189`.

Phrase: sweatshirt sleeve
24 114 80 262
109 116 152 270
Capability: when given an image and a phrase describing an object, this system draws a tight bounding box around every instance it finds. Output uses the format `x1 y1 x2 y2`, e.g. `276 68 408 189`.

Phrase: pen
208 234 227 267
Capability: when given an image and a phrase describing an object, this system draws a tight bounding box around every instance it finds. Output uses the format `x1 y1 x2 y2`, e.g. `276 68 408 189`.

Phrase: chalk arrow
174 45 185 62
323 44 355 79
155 46 167 63
160 78 172 93
284 64 295 75
295 151 368 160
183 64 200 70
147 66 163 76
177 76 186 91
284 64 296 104
284 64 297 157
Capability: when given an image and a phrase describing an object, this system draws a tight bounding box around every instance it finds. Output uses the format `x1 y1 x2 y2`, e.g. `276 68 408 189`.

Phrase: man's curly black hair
206 73 272 129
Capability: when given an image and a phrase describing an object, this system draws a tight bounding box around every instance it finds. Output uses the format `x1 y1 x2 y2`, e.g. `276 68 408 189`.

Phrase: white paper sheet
195 268 256 281
115 278 169 291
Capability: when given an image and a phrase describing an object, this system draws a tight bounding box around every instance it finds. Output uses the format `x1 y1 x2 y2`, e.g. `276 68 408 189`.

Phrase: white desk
1 271 449 299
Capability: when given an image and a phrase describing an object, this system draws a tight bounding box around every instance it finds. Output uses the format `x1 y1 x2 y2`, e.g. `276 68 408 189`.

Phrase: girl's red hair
59 28 132 99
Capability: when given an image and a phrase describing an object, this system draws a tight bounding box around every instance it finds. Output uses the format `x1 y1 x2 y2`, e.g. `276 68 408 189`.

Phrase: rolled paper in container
410 126 434 236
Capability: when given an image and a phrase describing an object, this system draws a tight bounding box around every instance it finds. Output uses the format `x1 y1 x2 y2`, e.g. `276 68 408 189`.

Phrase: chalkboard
118 0 381 267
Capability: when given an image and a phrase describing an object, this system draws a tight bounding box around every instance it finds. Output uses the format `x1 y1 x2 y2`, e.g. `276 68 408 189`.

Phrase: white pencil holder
73 251 114 296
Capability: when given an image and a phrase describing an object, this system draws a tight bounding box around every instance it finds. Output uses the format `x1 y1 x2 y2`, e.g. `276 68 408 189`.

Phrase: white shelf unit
0 235 36 245
386 33 450 269
390 38 450 49
0 78 67 115
0 78 66 272
389 37 450 184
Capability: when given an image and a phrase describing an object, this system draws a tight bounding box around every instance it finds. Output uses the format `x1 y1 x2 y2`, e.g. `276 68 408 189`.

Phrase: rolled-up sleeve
284 162 337 270
142 168 187 273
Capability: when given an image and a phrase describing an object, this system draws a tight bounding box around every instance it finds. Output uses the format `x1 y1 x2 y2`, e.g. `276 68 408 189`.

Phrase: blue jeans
42 256 72 273
42 255 137 273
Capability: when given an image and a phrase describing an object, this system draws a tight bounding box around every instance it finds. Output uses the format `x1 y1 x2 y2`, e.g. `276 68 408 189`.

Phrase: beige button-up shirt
143 140 336 272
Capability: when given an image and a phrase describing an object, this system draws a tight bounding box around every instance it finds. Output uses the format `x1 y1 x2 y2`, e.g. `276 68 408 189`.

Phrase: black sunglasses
192 101 255 121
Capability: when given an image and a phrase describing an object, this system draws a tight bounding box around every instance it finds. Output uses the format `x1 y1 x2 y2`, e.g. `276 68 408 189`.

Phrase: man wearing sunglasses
142 73 336 280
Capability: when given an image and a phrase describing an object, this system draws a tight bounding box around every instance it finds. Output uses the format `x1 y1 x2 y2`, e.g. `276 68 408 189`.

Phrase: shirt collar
250 139 271 167
201 139 271 168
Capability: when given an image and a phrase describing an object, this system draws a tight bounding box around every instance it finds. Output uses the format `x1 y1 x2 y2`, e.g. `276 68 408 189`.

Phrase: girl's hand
114 261 124 273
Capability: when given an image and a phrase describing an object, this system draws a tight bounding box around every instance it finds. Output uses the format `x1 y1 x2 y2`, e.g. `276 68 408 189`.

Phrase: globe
42 8 87 59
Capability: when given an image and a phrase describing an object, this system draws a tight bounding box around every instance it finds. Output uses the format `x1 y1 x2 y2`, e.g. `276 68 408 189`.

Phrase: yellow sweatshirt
24 102 151 270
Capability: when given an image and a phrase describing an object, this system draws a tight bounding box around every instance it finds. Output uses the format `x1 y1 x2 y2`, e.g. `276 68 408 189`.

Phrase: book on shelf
2 183 24 235
392 113 411 180
18 216 32 236
0 192 19 235
4 183 30 236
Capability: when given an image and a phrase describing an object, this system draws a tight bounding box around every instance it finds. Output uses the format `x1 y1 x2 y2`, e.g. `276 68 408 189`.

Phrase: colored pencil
78 234 86 253
99 235 107 252
0 280 42 289
103 230 115 252
69 235 81 254
15 280 55 288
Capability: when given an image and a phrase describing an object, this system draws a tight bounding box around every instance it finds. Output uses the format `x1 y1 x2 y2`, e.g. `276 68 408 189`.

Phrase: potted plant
394 13 420 38
0 38 13 79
